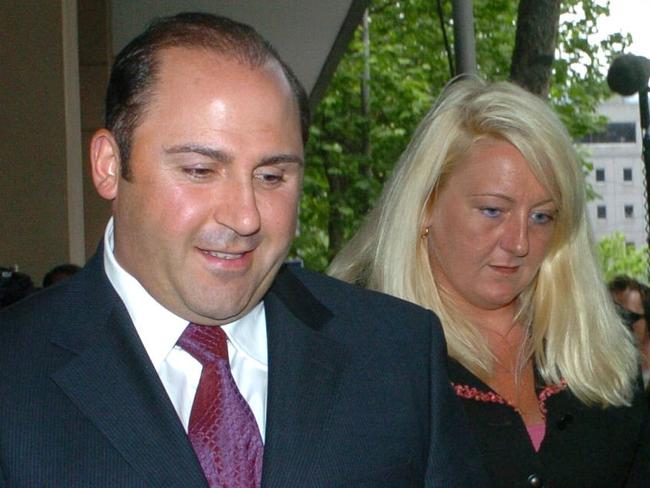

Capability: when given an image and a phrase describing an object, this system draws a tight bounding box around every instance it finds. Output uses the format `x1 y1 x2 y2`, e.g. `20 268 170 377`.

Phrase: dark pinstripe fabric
0 250 486 487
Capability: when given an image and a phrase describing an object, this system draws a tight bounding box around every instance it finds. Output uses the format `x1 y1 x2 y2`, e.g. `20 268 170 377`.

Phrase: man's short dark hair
609 275 650 323
609 275 644 295
105 12 310 180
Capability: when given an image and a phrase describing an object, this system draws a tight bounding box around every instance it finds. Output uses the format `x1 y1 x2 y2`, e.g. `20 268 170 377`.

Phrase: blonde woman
330 79 650 487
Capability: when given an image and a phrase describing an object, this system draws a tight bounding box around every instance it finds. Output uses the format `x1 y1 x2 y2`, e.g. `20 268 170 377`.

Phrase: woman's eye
480 207 501 218
531 211 554 224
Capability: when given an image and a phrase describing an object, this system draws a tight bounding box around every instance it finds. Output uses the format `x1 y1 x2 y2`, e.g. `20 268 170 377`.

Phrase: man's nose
214 179 261 236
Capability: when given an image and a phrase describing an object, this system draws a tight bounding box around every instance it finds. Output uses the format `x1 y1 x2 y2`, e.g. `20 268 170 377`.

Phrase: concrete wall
78 0 112 259
1 1 72 283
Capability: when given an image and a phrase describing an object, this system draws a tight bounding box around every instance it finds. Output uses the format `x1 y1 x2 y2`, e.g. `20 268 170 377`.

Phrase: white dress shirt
102 218 268 441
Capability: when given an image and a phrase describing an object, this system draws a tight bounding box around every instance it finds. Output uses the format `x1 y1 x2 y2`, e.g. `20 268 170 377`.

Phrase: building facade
582 96 648 248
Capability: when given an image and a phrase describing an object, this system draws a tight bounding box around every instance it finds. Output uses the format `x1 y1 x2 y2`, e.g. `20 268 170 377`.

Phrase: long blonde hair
329 79 638 406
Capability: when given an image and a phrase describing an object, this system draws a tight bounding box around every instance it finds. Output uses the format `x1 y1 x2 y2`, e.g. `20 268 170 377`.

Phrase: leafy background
288 0 646 280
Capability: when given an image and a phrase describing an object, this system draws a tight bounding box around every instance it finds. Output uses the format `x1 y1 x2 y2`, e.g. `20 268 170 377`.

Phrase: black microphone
607 54 650 96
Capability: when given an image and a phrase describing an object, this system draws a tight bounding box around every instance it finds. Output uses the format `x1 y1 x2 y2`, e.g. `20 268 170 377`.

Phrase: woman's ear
90 129 121 200
423 190 437 228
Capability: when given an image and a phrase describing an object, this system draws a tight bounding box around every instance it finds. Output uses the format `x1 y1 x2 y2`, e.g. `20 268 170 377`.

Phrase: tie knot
177 323 229 366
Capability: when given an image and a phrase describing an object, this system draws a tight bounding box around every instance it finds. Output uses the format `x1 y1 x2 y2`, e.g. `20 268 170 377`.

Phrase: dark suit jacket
0 251 485 487
449 359 650 487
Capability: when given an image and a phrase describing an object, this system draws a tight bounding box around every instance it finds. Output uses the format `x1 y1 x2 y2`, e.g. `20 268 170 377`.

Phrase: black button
527 474 543 487
556 413 574 430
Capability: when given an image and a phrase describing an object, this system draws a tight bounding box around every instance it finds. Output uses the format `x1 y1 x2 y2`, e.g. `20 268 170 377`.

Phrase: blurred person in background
42 263 81 288
610 275 650 388
0 267 36 309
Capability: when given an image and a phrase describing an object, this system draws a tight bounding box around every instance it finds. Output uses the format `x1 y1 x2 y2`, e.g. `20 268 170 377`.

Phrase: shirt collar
102 218 268 370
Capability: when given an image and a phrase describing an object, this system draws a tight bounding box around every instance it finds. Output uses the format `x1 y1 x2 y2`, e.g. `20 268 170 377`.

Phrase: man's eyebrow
260 154 304 167
163 144 303 167
164 144 232 163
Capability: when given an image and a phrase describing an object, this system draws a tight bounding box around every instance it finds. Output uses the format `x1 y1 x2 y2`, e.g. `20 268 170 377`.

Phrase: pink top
526 423 546 452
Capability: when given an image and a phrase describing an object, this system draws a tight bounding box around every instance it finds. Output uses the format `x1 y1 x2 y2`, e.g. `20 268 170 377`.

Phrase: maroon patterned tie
178 323 264 488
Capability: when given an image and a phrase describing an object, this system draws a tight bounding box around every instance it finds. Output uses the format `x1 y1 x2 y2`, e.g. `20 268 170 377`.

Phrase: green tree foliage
290 0 631 271
597 232 649 284
552 1 630 137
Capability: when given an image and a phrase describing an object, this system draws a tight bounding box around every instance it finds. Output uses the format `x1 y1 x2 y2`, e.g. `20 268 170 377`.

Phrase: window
597 205 607 219
625 205 634 218
579 122 636 143
595 168 605 182
623 168 633 182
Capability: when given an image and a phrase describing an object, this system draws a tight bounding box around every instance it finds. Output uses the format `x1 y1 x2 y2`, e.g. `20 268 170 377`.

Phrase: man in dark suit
0 13 484 487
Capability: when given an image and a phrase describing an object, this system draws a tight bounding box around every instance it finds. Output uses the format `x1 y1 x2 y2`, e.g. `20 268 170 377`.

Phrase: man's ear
90 129 121 200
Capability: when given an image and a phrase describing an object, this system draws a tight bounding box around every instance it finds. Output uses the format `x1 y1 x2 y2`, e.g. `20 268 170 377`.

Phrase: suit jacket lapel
261 266 350 488
50 252 207 488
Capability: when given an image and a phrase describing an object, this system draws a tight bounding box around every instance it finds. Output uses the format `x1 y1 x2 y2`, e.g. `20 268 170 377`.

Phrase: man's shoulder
273 265 449 395
1 277 73 327
0 259 110 341
278 264 437 323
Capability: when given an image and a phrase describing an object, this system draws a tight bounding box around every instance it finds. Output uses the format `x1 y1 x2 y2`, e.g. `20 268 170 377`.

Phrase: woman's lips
489 264 520 274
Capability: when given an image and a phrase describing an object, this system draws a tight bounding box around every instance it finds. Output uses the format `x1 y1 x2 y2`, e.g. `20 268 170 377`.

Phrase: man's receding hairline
155 43 273 68
143 46 297 114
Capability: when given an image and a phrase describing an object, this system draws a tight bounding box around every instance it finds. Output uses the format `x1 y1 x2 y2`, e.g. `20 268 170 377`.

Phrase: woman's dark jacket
449 359 650 487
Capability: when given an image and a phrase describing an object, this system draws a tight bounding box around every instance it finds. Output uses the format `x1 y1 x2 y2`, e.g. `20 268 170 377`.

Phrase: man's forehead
616 288 644 310
148 47 293 106
128 45 303 156
155 46 277 81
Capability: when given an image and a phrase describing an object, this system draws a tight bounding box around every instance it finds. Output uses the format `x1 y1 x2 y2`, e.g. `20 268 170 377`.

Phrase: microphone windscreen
607 54 650 96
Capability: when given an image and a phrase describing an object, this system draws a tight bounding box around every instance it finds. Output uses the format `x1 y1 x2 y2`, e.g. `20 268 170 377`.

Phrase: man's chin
183 256 286 323
182 290 259 326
